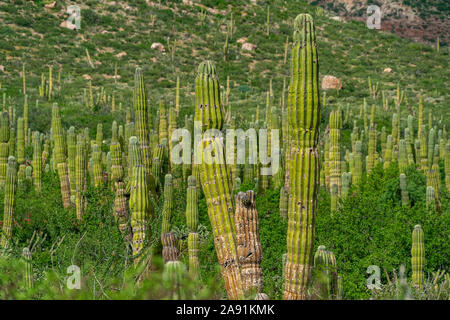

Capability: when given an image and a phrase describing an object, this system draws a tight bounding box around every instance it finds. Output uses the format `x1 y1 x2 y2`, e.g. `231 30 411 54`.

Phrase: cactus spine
284 14 321 300
194 60 243 300
0 156 17 248
411 224 425 288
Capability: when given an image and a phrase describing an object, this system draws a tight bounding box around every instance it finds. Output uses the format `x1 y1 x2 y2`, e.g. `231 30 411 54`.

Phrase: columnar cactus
411 224 425 288
75 135 87 220
111 141 129 239
398 139 408 174
427 128 435 169
23 95 29 147
8 127 15 158
367 125 377 173
129 137 153 265
313 245 336 299
92 144 103 187
194 60 243 300
341 172 352 198
279 186 288 220
32 132 42 193
426 186 436 210
161 174 174 236
17 117 25 165
400 173 409 207
0 112 10 187
352 141 363 186
159 100 168 143
133 68 152 174
22 247 33 289
161 232 179 263
186 176 200 278
284 14 321 300
51 105 71 208
234 191 263 296
445 142 450 191
329 111 341 195
163 260 186 299
0 156 17 248
419 125 428 171
67 127 76 198
96 123 103 151
383 135 393 169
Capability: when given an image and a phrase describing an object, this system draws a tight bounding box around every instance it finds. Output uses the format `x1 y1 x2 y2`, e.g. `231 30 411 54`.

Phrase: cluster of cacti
284 14 321 300
0 112 10 187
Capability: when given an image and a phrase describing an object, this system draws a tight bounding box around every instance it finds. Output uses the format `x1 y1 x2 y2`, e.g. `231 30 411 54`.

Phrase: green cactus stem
284 14 321 300
22 247 33 289
194 60 243 300
400 173 410 207
186 176 200 278
0 156 17 248
0 112 10 187
75 135 87 220
411 224 425 288
32 132 42 192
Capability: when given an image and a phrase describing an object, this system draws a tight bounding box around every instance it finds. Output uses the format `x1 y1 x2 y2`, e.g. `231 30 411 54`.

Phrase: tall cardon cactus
0 156 17 248
284 14 321 300
411 224 425 288
194 60 243 300
186 176 200 278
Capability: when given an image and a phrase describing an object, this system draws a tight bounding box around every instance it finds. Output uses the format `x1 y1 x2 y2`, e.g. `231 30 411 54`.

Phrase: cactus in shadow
186 176 200 278
284 14 321 300
0 156 17 248
400 173 409 207
67 127 76 199
279 186 288 220
341 172 352 198
411 225 425 288
162 232 179 263
426 186 436 210
110 141 129 240
161 174 174 245
194 60 243 299
383 135 393 169
234 191 263 296
313 245 338 299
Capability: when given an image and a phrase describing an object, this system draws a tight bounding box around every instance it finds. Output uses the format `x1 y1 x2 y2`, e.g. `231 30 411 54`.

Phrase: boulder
322 75 342 90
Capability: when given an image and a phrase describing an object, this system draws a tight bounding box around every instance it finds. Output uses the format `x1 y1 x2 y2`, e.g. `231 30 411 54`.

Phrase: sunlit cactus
411 224 425 288
0 156 17 248
234 191 263 296
383 135 393 169
159 100 168 143
67 127 76 199
399 173 410 207
51 105 71 208
17 117 25 165
329 110 341 196
22 247 33 289
32 131 42 192
284 14 321 300
133 68 152 174
75 135 87 220
194 60 243 300
129 151 153 265
186 176 199 278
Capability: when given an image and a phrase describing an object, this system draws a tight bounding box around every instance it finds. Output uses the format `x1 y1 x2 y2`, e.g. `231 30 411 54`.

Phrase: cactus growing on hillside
32 132 42 192
92 144 103 187
446 142 450 191
411 225 425 288
161 174 174 236
22 247 33 289
129 137 153 265
110 141 129 239
313 245 338 299
367 125 377 173
400 173 410 207
0 112 10 187
186 176 199 278
329 110 341 195
194 60 243 300
234 191 263 296
75 135 87 219
52 105 71 209
133 68 152 174
284 14 321 300
0 156 17 248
